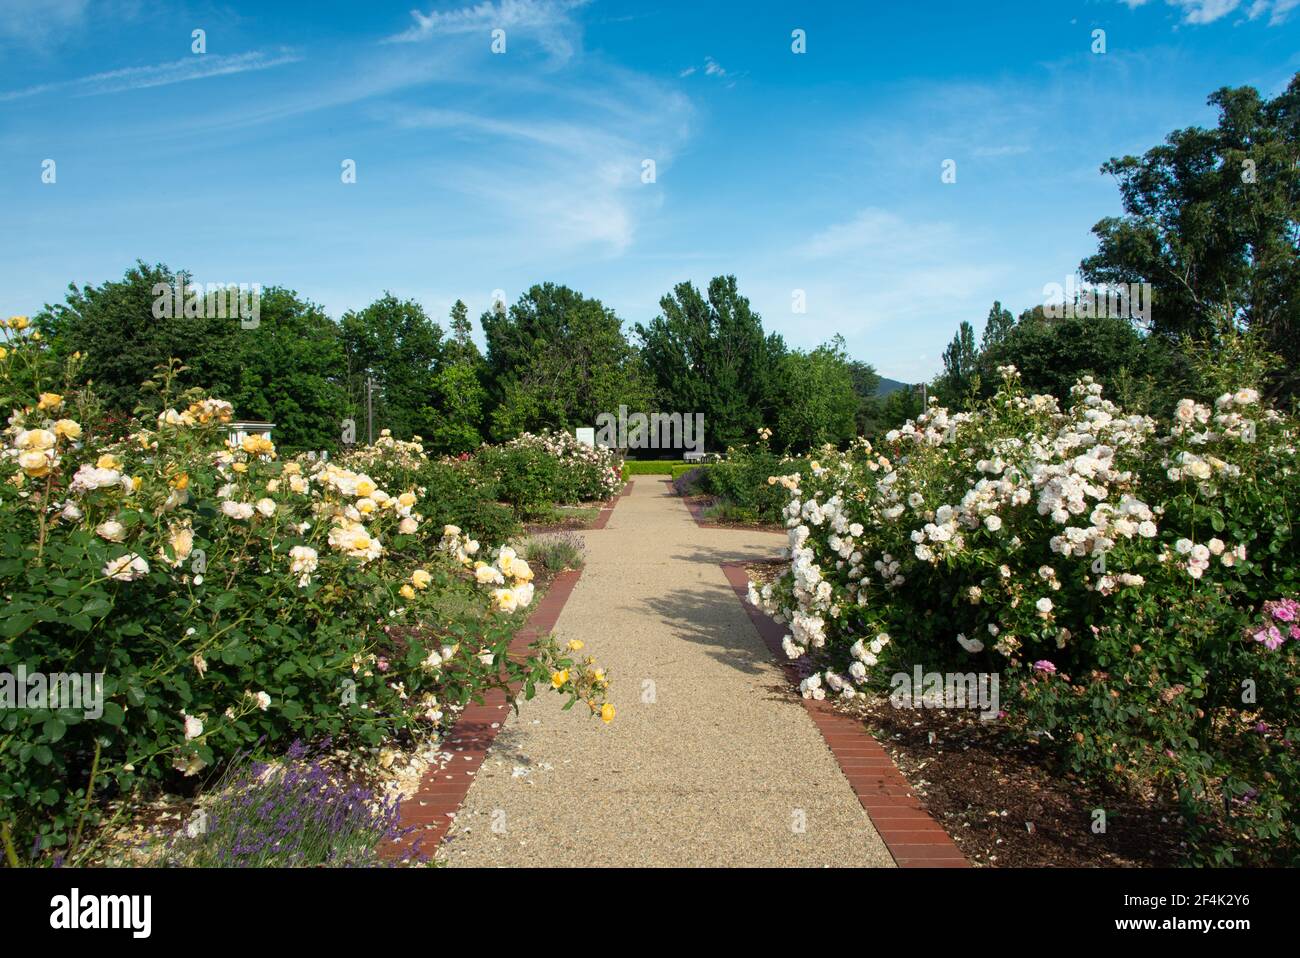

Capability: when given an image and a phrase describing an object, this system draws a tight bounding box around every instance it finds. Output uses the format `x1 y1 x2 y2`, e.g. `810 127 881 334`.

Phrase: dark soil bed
851 695 1189 867
743 559 1193 867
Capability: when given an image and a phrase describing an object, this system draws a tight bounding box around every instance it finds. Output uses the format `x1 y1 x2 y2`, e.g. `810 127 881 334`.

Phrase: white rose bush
0 337 611 863
753 364 1300 864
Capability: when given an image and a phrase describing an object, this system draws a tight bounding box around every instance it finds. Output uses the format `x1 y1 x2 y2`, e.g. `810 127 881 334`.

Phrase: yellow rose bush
0 340 610 861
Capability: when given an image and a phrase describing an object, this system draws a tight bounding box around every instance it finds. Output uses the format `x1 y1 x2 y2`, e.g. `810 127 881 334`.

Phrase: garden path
437 479 894 867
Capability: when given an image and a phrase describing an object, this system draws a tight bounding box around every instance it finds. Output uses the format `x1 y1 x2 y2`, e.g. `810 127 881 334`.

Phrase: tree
876 385 924 435
340 294 445 441
1081 75 1300 391
482 283 650 439
37 261 242 415
425 300 488 454
217 287 349 452
976 309 1182 413
773 337 860 452
636 275 786 451
848 359 883 436
36 263 348 450
981 301 1015 351
936 320 979 405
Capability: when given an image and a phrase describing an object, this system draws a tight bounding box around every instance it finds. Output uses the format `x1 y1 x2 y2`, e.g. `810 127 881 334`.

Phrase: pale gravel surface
439 479 894 867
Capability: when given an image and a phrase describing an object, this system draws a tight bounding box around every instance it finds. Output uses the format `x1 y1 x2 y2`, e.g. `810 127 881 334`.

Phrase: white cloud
390 79 691 257
1120 0 1297 23
0 50 301 102
387 0 590 63
0 0 89 46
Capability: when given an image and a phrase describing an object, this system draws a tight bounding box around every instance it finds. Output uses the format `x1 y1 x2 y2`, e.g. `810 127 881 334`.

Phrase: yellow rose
551 669 569 689
566 639 584 652
0 347 7 360
354 477 376 497
18 450 51 477
10 316 30 331
52 419 82 441
398 492 417 508
410 569 431 590
37 392 63 411
97 453 122 470
399 583 416 600
171 472 189 490
600 703 616 724
232 462 248 474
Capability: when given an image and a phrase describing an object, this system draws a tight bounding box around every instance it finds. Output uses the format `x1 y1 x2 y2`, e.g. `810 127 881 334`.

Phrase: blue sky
1 0 1297 381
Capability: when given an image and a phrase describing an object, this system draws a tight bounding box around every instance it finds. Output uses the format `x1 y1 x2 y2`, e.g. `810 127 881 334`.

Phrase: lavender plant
160 741 425 867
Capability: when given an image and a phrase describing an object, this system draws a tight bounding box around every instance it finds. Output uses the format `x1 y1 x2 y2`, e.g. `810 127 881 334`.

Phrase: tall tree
847 358 883 436
426 300 487 454
937 320 979 404
482 283 650 439
36 263 347 450
981 300 1015 351
37 261 241 415
636 275 785 451
1081 75 1300 390
774 336 860 452
341 294 445 442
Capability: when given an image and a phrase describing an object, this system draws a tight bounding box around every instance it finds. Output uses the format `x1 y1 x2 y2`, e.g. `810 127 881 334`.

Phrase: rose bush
0 324 611 863
474 430 621 517
752 362 1299 864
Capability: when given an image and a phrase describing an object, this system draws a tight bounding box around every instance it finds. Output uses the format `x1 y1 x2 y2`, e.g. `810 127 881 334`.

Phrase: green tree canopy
1081 75 1300 390
341 294 446 442
482 283 650 439
636 275 785 452
773 336 860 452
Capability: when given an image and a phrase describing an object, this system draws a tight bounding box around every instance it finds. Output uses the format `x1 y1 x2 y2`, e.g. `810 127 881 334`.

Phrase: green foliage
473 431 621 518
483 284 651 439
636 276 785 452
1081 76 1300 393
35 264 349 453
698 440 807 524
772 336 860 452
623 459 688 475
341 294 445 441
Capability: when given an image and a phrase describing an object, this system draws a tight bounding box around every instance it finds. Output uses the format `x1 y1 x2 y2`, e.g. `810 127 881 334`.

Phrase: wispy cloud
0 0 89 47
1120 0 1298 25
386 0 590 63
389 74 692 256
0 49 302 102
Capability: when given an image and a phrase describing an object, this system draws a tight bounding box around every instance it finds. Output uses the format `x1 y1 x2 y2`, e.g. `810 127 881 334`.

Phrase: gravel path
438 479 894 867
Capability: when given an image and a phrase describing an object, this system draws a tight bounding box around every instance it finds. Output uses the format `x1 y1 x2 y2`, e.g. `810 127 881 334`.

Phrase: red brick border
589 480 634 530
382 567 590 860
720 563 969 868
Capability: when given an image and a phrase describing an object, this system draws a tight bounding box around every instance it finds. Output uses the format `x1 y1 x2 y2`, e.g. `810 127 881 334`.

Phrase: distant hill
876 377 911 397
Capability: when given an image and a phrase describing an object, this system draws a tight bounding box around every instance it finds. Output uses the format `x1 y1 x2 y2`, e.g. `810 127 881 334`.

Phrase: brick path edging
720 563 969 868
383 564 598 859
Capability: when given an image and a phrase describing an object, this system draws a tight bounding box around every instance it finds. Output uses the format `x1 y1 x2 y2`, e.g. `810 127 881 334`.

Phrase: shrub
150 739 420 867
697 436 808 524
752 364 1300 864
623 460 686 476
524 533 587 573
475 430 621 517
0 333 611 861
